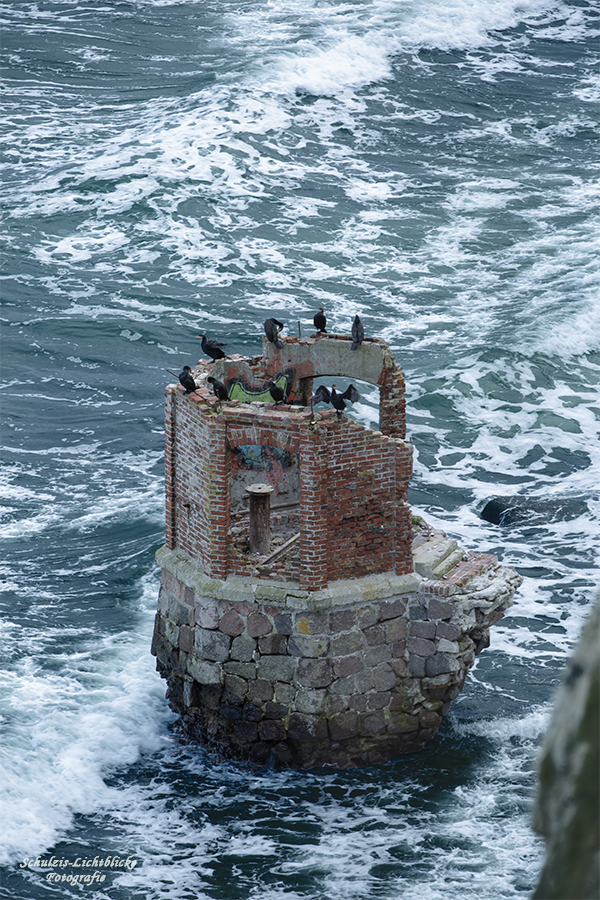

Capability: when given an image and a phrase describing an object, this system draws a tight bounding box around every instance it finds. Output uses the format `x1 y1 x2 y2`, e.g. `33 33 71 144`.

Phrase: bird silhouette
207 376 229 401
313 383 359 419
264 318 284 349
268 381 285 404
313 308 327 334
168 366 199 394
198 333 227 361
351 315 364 350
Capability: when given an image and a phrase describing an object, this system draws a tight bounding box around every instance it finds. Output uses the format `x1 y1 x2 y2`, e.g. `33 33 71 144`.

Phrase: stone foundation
152 525 521 768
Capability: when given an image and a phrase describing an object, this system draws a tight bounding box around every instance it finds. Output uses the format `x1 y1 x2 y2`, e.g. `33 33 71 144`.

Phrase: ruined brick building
152 331 521 767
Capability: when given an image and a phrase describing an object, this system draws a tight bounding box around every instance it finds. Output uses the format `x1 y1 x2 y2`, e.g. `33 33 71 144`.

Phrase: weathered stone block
258 719 287 742
437 638 459 653
379 598 405 620
257 655 295 682
219 610 245 636
360 709 386 735
296 689 327 714
368 692 392 710
165 619 179 647
235 720 258 743
197 628 231 662
363 624 386 646
392 640 406 658
179 625 194 653
248 612 272 637
187 656 221 685
231 634 256 662
329 673 357 696
436 621 461 641
409 620 436 639
407 637 435 657
195 604 219 629
288 712 328 743
409 604 429 620
265 701 288 719
388 711 419 734
408 654 426 677
357 604 379 629
157 587 169 616
288 633 329 658
273 612 293 634
349 693 368 712
372 663 396 691
243 702 263 722
391 658 407 677
248 680 273 704
364 645 392 668
426 653 452 676
330 609 358 632
419 708 441 729
259 634 288 655
274 682 295 705
223 661 256 679
297 658 333 688
333 656 364 678
385 617 407 642
328 710 359 741
331 630 365 656
295 612 328 634
225 674 248 699
428 598 454 620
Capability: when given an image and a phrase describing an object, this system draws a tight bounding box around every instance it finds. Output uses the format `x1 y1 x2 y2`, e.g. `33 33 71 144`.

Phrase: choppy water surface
1 1 599 897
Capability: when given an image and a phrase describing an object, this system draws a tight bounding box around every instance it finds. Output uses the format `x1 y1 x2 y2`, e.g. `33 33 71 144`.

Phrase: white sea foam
0 575 170 866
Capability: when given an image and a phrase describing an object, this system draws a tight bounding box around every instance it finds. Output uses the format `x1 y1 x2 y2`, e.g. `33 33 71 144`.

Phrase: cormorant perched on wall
268 381 285 404
207 376 229 402
313 383 359 419
264 317 284 349
198 333 227 361
313 308 327 334
351 315 364 350
167 366 199 394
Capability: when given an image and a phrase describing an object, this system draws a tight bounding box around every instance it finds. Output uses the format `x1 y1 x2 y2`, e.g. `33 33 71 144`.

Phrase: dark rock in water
480 496 588 526
533 596 599 900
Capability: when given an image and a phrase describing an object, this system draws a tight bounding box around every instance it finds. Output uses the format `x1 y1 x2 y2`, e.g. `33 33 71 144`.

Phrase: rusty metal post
246 483 274 555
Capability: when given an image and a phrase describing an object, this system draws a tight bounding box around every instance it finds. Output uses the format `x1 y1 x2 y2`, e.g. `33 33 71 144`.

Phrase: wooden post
246 483 274 555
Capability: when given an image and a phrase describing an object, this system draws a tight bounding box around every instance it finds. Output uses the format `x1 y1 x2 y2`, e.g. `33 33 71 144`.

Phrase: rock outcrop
533 596 599 900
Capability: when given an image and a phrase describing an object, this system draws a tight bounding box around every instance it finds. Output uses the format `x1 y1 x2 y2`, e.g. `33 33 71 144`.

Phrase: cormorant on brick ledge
351 315 364 350
313 383 359 419
268 381 285 404
264 317 284 349
313 307 327 334
207 376 229 401
198 333 228 361
168 366 199 394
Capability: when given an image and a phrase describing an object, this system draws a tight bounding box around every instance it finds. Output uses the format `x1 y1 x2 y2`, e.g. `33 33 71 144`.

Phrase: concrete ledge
156 545 422 610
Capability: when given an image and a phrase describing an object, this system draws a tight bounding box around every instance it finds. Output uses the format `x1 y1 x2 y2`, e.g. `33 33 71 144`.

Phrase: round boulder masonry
152 335 522 767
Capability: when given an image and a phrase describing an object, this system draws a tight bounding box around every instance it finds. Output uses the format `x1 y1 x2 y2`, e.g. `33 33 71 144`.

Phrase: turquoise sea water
1 1 599 897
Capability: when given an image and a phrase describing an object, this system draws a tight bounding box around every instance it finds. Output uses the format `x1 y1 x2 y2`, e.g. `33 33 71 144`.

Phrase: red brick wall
165 386 413 588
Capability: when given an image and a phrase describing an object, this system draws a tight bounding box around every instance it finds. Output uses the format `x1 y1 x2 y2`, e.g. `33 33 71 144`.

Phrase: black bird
313 383 359 419
313 307 327 334
268 380 285 404
264 317 284 349
351 315 364 350
168 366 198 394
207 376 229 402
198 333 227 361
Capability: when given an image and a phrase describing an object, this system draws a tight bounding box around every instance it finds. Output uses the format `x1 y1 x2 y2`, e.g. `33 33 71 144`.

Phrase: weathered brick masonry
152 334 521 767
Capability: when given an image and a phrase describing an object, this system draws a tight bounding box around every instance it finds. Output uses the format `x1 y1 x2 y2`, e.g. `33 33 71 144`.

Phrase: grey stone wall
151 540 521 768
